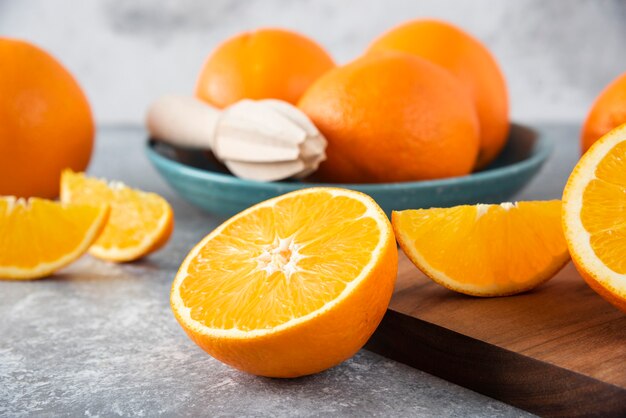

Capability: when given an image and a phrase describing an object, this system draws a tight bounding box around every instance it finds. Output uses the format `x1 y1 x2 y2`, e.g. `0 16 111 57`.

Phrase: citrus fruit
60 170 174 263
563 123 626 312
393 201 569 296
581 72 626 153
0 197 108 280
367 19 509 169
170 187 397 377
196 28 335 108
298 51 479 183
0 38 94 199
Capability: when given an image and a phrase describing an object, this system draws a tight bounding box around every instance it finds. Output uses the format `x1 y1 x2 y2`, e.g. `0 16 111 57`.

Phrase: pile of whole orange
195 22 509 184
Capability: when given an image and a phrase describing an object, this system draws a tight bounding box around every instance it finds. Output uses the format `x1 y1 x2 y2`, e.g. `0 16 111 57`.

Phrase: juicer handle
146 95 220 150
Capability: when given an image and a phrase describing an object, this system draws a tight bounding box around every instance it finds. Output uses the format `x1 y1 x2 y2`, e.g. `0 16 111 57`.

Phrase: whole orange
298 52 479 183
195 28 335 108
0 38 94 199
367 19 509 169
581 72 626 153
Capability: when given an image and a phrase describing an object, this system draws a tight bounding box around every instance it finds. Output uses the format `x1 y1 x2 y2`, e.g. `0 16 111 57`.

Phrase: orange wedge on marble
0 197 108 280
563 123 626 312
61 170 173 262
393 202 570 296
171 187 397 377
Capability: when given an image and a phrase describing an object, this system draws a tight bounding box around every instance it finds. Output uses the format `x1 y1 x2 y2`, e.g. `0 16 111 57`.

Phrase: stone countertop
0 124 578 417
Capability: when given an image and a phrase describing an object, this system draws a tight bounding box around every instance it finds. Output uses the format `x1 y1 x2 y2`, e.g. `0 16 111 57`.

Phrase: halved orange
393 201 569 296
170 187 397 377
0 197 108 280
60 170 173 262
563 123 626 312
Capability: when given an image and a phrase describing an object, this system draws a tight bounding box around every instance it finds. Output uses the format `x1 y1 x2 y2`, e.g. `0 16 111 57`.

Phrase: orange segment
171 187 397 377
563 123 626 311
60 170 173 262
0 197 108 280
393 201 569 296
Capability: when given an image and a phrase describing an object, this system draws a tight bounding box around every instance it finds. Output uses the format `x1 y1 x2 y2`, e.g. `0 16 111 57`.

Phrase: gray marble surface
0 124 578 417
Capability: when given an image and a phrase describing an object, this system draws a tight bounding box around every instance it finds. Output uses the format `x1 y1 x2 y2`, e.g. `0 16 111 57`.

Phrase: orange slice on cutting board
61 170 173 262
563 123 626 312
0 197 108 280
393 201 570 296
170 187 397 377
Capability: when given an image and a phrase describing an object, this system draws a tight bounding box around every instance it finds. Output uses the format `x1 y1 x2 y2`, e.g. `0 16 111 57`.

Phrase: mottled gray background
1 0 625 125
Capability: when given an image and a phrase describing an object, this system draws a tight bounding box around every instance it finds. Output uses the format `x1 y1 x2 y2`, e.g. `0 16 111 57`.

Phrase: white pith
563 125 626 294
256 235 303 280
170 187 390 339
475 201 517 220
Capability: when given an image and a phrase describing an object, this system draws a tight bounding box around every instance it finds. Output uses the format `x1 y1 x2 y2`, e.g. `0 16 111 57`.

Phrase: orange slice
563 123 626 312
170 187 397 377
61 170 173 262
0 197 108 280
393 202 569 296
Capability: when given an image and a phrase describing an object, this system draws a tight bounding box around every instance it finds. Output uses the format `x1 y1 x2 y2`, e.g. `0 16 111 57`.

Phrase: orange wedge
170 187 397 377
563 123 626 312
0 197 108 280
393 202 569 296
60 170 173 262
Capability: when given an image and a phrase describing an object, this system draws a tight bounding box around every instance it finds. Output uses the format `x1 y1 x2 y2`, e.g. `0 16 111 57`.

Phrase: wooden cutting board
366 252 626 417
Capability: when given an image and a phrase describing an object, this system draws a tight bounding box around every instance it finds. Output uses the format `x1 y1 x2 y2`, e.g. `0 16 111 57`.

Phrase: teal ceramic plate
146 123 551 218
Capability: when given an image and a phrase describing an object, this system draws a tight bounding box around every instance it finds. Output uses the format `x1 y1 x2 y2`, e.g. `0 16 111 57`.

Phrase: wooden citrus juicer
146 96 327 182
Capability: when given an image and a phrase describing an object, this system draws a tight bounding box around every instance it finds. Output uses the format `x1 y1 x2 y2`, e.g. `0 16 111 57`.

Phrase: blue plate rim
145 126 553 192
